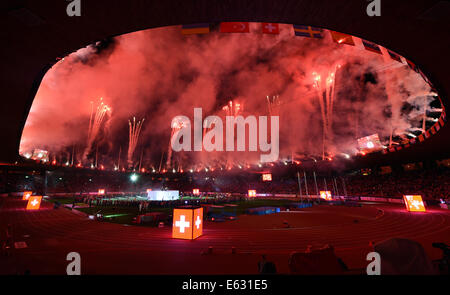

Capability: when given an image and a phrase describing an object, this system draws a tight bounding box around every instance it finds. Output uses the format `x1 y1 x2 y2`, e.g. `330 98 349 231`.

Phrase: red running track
1 198 449 274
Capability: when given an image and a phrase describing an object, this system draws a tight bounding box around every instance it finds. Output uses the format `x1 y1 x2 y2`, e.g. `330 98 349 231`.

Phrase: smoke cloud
20 23 435 169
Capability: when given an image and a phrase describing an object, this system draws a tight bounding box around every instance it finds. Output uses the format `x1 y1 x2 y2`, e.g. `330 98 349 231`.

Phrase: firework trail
266 95 280 116
312 64 340 159
166 117 187 168
128 117 145 169
83 98 111 161
222 100 243 168
313 72 327 158
201 116 220 168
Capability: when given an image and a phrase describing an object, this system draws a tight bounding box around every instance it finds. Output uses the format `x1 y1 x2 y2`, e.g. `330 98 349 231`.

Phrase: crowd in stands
345 167 450 201
2 162 449 202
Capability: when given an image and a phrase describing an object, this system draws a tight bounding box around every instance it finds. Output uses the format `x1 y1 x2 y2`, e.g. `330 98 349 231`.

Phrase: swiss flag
262 23 279 34
26 196 42 210
220 22 249 33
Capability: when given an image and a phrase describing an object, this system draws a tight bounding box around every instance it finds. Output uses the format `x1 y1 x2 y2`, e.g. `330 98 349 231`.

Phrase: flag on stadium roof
387 49 402 63
330 31 355 46
262 23 279 34
293 25 323 38
362 39 382 54
181 23 210 35
430 126 437 134
405 59 419 73
219 22 249 33
419 69 432 86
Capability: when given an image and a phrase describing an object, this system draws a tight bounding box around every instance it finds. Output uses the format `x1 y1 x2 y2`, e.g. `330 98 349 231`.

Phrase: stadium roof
1 0 449 166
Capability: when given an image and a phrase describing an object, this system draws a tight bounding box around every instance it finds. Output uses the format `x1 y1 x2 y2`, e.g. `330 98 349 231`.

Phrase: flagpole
313 171 319 197
297 171 303 204
303 171 309 198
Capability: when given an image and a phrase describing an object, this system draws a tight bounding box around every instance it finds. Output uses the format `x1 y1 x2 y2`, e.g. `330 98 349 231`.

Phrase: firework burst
83 97 111 162
128 117 145 169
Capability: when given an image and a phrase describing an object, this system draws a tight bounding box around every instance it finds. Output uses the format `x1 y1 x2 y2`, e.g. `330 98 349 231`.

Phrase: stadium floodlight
130 173 139 182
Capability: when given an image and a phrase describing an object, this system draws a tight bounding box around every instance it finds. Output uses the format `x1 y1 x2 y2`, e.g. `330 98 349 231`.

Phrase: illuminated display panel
320 191 332 200
357 134 383 154
193 188 200 195
403 195 426 212
172 207 203 240
26 196 42 210
23 191 32 200
192 207 203 239
262 173 272 181
98 189 105 195
147 190 179 201
248 190 256 197
31 149 49 162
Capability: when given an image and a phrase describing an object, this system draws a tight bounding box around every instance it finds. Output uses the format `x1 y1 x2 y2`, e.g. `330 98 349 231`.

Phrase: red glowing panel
23 191 32 200
172 208 204 240
172 208 203 240
172 209 193 239
98 189 105 195
248 190 256 197
262 173 272 181
146 189 152 193
320 191 332 200
403 195 426 212
193 188 200 195
192 207 203 239
26 196 42 210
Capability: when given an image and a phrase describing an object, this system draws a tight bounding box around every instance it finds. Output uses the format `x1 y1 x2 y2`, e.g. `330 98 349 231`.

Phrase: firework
166 117 188 168
266 95 280 116
312 64 341 159
127 117 145 169
83 98 111 162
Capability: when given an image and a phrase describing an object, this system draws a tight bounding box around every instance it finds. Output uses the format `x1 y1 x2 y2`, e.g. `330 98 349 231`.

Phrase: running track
1 198 449 274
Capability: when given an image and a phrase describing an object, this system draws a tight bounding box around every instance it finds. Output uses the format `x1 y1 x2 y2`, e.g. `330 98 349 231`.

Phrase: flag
262 22 279 34
293 25 323 38
387 49 402 63
362 39 382 54
419 69 432 86
405 59 419 73
181 23 210 35
220 22 249 33
330 31 355 46
26 196 42 210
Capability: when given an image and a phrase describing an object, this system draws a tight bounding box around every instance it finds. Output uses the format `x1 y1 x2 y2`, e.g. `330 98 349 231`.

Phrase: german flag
181 23 210 35
362 39 382 54
293 25 323 38
330 31 355 46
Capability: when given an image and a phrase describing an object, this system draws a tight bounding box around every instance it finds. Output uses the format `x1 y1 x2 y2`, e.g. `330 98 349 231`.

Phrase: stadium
1 0 450 277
